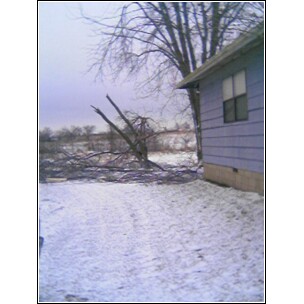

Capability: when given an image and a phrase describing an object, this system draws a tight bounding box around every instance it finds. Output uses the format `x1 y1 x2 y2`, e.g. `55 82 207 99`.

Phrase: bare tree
81 2 264 161
55 126 82 152
39 127 53 142
92 94 163 169
83 125 96 138
39 127 56 157
70 125 83 138
82 125 95 150
56 127 72 141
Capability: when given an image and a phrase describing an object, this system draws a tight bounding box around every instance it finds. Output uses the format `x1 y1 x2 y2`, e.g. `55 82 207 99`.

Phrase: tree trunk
210 3 221 57
188 88 203 163
92 96 156 169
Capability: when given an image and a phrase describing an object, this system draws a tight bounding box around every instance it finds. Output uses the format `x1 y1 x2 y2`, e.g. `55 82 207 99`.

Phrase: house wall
199 43 264 193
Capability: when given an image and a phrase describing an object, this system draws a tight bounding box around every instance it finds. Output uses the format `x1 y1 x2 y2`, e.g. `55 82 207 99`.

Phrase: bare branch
91 105 136 153
182 2 197 70
80 2 264 162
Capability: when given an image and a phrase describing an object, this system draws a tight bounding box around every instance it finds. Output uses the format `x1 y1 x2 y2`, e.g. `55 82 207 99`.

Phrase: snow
39 179 264 302
149 151 197 167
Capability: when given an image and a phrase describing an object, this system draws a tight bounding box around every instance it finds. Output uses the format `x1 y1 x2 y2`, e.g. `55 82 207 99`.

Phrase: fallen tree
39 148 202 184
39 94 203 183
91 94 164 170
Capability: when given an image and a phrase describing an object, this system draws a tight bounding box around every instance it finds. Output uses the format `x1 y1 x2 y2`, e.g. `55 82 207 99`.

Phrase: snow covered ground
39 180 264 302
149 151 197 167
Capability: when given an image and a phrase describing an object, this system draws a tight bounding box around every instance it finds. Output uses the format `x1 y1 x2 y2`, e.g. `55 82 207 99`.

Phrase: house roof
176 23 264 89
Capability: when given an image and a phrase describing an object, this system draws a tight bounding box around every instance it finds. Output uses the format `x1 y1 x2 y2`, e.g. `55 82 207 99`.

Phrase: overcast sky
39 2 181 132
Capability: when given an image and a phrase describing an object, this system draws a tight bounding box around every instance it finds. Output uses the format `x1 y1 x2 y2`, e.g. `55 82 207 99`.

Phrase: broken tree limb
147 159 165 171
106 94 139 137
106 95 150 162
91 105 138 154
91 96 159 169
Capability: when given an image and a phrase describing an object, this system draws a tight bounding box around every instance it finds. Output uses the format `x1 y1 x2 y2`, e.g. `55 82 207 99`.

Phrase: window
223 70 248 123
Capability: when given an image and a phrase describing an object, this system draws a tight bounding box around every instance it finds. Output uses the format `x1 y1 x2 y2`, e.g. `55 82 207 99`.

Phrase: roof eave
176 25 264 90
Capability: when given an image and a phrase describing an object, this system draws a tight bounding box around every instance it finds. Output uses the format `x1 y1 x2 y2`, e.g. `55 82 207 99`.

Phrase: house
176 23 264 194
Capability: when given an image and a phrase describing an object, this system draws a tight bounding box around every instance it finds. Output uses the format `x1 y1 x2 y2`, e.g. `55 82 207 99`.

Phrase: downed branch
91 94 165 170
39 149 201 184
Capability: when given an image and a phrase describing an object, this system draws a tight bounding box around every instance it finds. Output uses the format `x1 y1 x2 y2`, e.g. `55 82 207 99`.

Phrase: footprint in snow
65 294 89 302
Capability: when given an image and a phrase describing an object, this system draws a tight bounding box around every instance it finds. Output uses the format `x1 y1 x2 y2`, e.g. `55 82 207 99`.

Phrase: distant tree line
39 121 193 143
39 121 195 159
39 125 96 142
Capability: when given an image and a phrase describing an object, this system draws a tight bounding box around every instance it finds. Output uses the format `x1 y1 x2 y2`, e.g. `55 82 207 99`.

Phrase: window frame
223 70 248 123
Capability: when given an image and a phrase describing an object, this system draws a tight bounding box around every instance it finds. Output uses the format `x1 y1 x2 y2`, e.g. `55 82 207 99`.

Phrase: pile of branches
40 94 202 184
39 150 202 184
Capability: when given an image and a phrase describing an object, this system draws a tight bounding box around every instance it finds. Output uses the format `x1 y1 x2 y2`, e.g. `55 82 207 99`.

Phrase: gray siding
200 44 264 173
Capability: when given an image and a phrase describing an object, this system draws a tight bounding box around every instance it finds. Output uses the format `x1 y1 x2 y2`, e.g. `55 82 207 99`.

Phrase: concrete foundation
204 163 264 195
